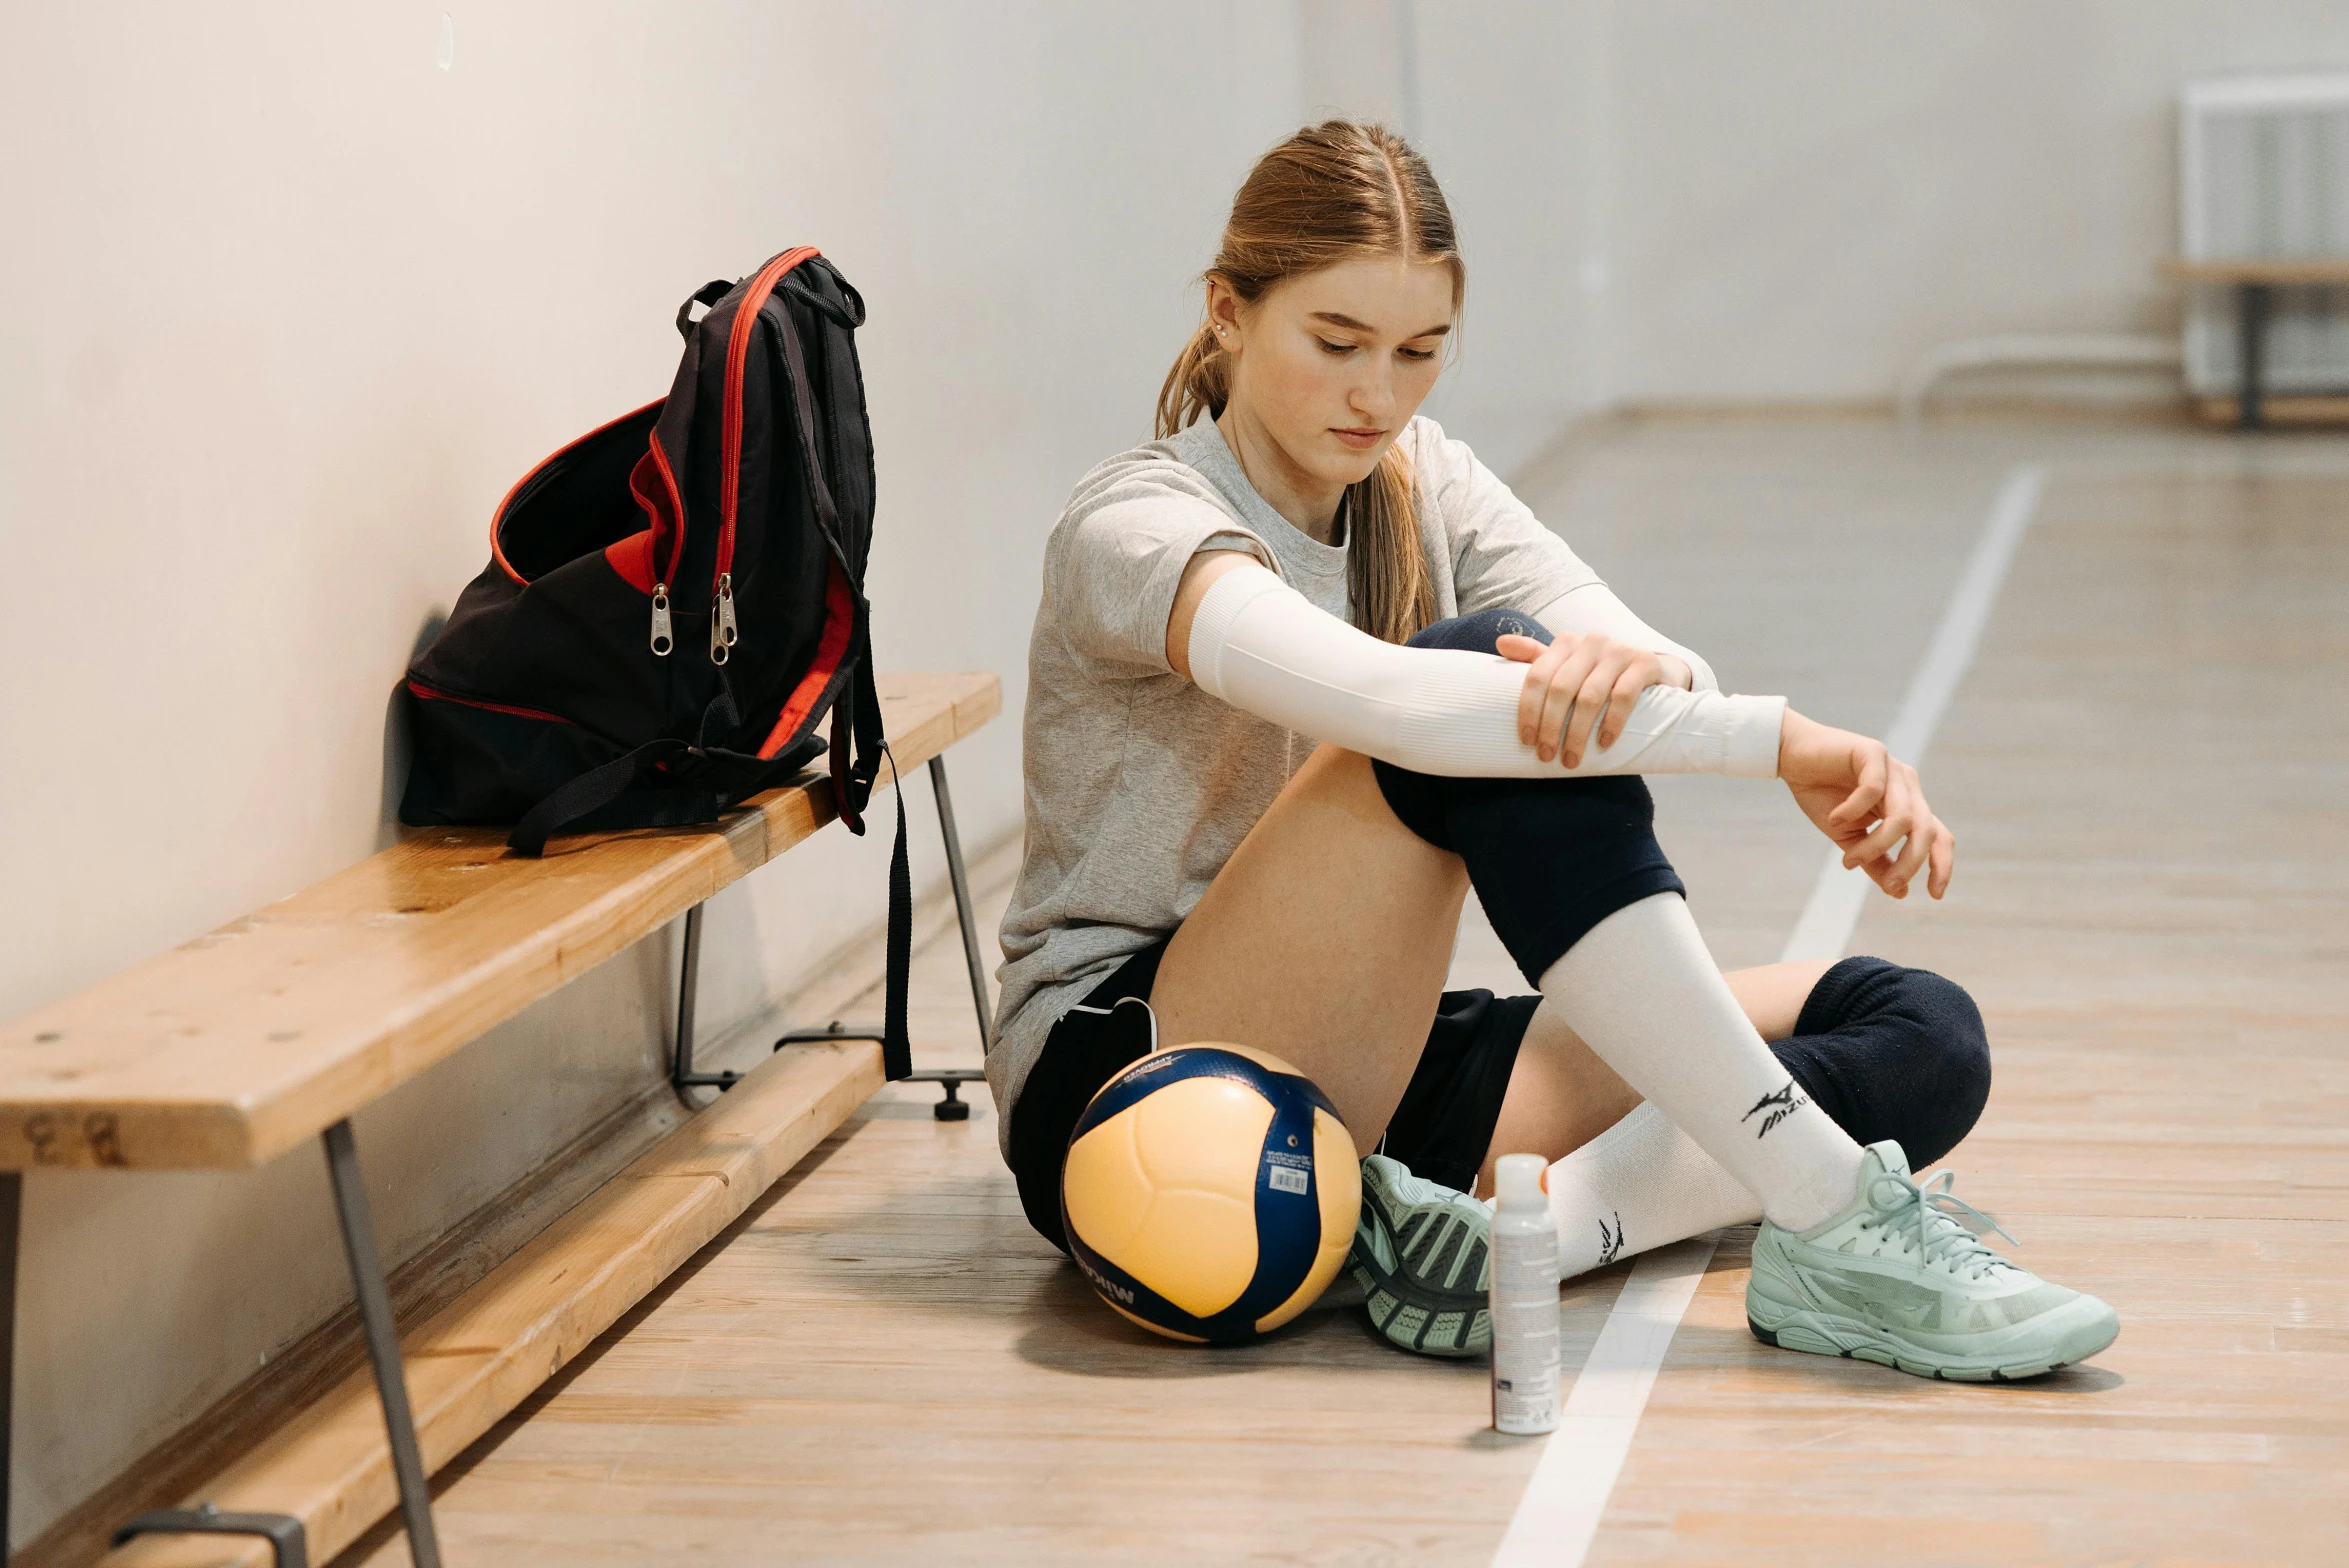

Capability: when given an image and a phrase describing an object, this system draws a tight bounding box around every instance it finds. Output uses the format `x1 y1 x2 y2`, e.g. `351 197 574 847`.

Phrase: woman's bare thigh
1151 744 1468 1154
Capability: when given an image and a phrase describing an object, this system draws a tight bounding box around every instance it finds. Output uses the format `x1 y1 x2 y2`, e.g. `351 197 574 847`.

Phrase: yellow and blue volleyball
1061 1043 1360 1345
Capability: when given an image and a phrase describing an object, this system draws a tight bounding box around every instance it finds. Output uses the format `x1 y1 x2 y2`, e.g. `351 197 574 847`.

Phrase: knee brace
1771 957 1992 1167
1373 612 1687 984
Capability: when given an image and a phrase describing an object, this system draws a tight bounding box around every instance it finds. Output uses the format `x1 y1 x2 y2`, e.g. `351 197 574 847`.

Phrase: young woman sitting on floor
987 120 2117 1381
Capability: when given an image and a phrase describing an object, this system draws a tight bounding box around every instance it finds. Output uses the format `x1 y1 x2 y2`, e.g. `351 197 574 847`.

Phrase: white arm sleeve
1187 566 1783 780
1532 583 1720 694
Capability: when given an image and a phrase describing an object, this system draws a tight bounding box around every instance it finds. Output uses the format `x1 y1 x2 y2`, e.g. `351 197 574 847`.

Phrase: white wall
1412 1 1606 474
1322 0 2349 433
1600 0 2349 404
0 1 1303 1544
1293 0 1602 478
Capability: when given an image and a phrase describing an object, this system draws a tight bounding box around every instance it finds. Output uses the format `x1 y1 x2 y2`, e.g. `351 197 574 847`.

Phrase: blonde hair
1156 121 1462 644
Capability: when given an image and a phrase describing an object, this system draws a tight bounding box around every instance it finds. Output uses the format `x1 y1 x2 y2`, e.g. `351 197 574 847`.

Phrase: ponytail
1154 321 1228 444
1347 446 1436 645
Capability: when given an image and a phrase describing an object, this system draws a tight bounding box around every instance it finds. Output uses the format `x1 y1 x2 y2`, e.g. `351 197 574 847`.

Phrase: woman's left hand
1496 632 1691 768
1776 711 1956 900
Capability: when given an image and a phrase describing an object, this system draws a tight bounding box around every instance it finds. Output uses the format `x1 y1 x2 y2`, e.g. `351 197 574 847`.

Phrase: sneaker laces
1865 1167 2017 1282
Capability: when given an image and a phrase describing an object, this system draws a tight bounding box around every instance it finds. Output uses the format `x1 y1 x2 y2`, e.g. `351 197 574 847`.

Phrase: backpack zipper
713 244 822 664
649 582 674 656
710 571 738 664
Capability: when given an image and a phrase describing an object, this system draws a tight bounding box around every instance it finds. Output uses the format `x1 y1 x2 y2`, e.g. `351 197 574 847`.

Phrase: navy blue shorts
1006 938 1537 1253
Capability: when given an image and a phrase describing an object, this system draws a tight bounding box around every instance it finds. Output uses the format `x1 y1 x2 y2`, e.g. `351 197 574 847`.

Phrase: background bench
2166 256 2349 428
0 670 1000 1568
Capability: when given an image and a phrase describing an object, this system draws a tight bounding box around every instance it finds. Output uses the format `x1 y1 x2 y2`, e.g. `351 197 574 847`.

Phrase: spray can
1490 1152 1560 1435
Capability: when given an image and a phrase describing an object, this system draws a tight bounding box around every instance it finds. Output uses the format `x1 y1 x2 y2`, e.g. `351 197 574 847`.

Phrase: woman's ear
1203 275 1243 350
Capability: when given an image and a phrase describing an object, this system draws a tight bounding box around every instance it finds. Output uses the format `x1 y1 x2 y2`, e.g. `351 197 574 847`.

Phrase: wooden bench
0 670 1001 1568
2166 256 2349 429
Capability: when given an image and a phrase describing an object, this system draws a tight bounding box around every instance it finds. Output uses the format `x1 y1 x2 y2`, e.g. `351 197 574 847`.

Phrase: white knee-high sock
1548 1103 1762 1279
1538 893 1864 1233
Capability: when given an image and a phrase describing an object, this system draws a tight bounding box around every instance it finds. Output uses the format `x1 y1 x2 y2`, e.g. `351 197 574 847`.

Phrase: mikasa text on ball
1061 1043 1360 1344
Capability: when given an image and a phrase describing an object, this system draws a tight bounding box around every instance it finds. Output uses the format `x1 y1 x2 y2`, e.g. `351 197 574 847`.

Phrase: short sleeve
1413 420 1601 616
1041 461 1271 678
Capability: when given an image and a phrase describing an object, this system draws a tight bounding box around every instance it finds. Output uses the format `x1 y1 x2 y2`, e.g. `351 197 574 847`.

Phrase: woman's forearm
1187 565 1783 779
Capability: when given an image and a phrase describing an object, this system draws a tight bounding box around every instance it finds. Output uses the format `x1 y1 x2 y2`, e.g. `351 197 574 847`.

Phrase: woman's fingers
1925 821 1956 898
1883 802 1935 897
1594 663 1650 751
1560 662 1620 767
1841 762 1956 902
1509 636 1565 746
1508 635 1666 766
1536 645 1600 761
1829 741 1889 831
1877 763 1933 895
1843 760 1918 873
1496 633 1545 665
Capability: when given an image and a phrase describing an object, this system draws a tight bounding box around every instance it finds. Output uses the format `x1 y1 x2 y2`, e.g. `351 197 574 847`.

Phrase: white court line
1781 463 2045 963
1495 461 2048 1565
1490 1235 1718 1568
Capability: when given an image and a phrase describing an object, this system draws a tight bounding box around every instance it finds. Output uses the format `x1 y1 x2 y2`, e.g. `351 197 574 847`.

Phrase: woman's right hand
1776 710 1956 900
1497 631 1691 768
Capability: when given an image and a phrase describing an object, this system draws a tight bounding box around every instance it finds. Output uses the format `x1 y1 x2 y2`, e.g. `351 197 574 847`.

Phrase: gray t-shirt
988 415 1600 1146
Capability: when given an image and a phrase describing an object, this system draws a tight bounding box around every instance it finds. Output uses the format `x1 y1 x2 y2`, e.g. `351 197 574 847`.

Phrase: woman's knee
1372 607 1682 987
1406 608 1552 655
1786 959 1990 1168
1893 968 1991 1166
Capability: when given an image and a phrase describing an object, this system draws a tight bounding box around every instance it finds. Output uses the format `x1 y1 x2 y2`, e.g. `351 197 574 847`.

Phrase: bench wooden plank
101 1037 886 1568
0 671 999 1171
2165 256 2349 286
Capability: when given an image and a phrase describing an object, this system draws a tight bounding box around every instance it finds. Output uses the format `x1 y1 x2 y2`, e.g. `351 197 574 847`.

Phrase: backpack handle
674 278 736 340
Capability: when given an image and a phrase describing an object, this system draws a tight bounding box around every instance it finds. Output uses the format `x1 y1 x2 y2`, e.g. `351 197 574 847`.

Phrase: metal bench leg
2239 280 2273 431
114 1505 308 1568
322 1120 442 1568
926 755 995 1053
671 902 744 1095
775 759 996 1122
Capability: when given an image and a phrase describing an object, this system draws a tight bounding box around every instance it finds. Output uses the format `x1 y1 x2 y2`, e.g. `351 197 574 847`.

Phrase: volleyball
1062 1043 1360 1345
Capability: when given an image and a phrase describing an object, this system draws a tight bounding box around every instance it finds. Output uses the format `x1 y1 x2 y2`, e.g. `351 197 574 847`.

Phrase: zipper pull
649 584 673 656
711 572 739 664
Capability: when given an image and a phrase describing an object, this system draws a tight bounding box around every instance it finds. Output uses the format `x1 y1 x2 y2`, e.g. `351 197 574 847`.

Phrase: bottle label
1490 1224 1561 1435
1493 1366 1561 1435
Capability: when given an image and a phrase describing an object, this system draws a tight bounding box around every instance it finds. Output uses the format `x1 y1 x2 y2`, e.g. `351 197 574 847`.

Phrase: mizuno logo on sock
1741 1078 1811 1138
1597 1212 1625 1266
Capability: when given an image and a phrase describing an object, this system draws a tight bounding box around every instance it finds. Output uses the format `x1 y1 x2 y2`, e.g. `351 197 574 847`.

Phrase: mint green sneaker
1747 1141 2119 1382
1349 1153 1492 1358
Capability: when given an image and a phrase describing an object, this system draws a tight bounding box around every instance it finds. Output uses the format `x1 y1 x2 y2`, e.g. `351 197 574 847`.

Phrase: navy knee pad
1372 611 1686 985
1407 606 1554 654
1769 957 1991 1168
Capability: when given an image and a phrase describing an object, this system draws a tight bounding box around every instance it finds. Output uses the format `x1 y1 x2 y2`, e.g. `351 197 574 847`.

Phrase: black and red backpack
400 248 908 1055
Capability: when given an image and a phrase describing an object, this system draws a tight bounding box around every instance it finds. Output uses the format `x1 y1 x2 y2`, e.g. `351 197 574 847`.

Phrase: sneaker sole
1746 1306 2119 1383
1351 1201 1490 1359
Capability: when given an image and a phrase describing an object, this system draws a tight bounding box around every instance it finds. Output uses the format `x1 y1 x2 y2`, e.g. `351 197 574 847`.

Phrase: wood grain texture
97 1038 885 1568
0 671 997 1171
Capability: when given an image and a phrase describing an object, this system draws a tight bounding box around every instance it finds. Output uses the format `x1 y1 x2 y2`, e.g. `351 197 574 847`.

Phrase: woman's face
1211 255 1454 497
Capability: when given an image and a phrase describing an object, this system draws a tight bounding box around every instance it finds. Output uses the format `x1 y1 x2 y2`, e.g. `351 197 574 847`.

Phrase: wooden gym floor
351 416 2349 1567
